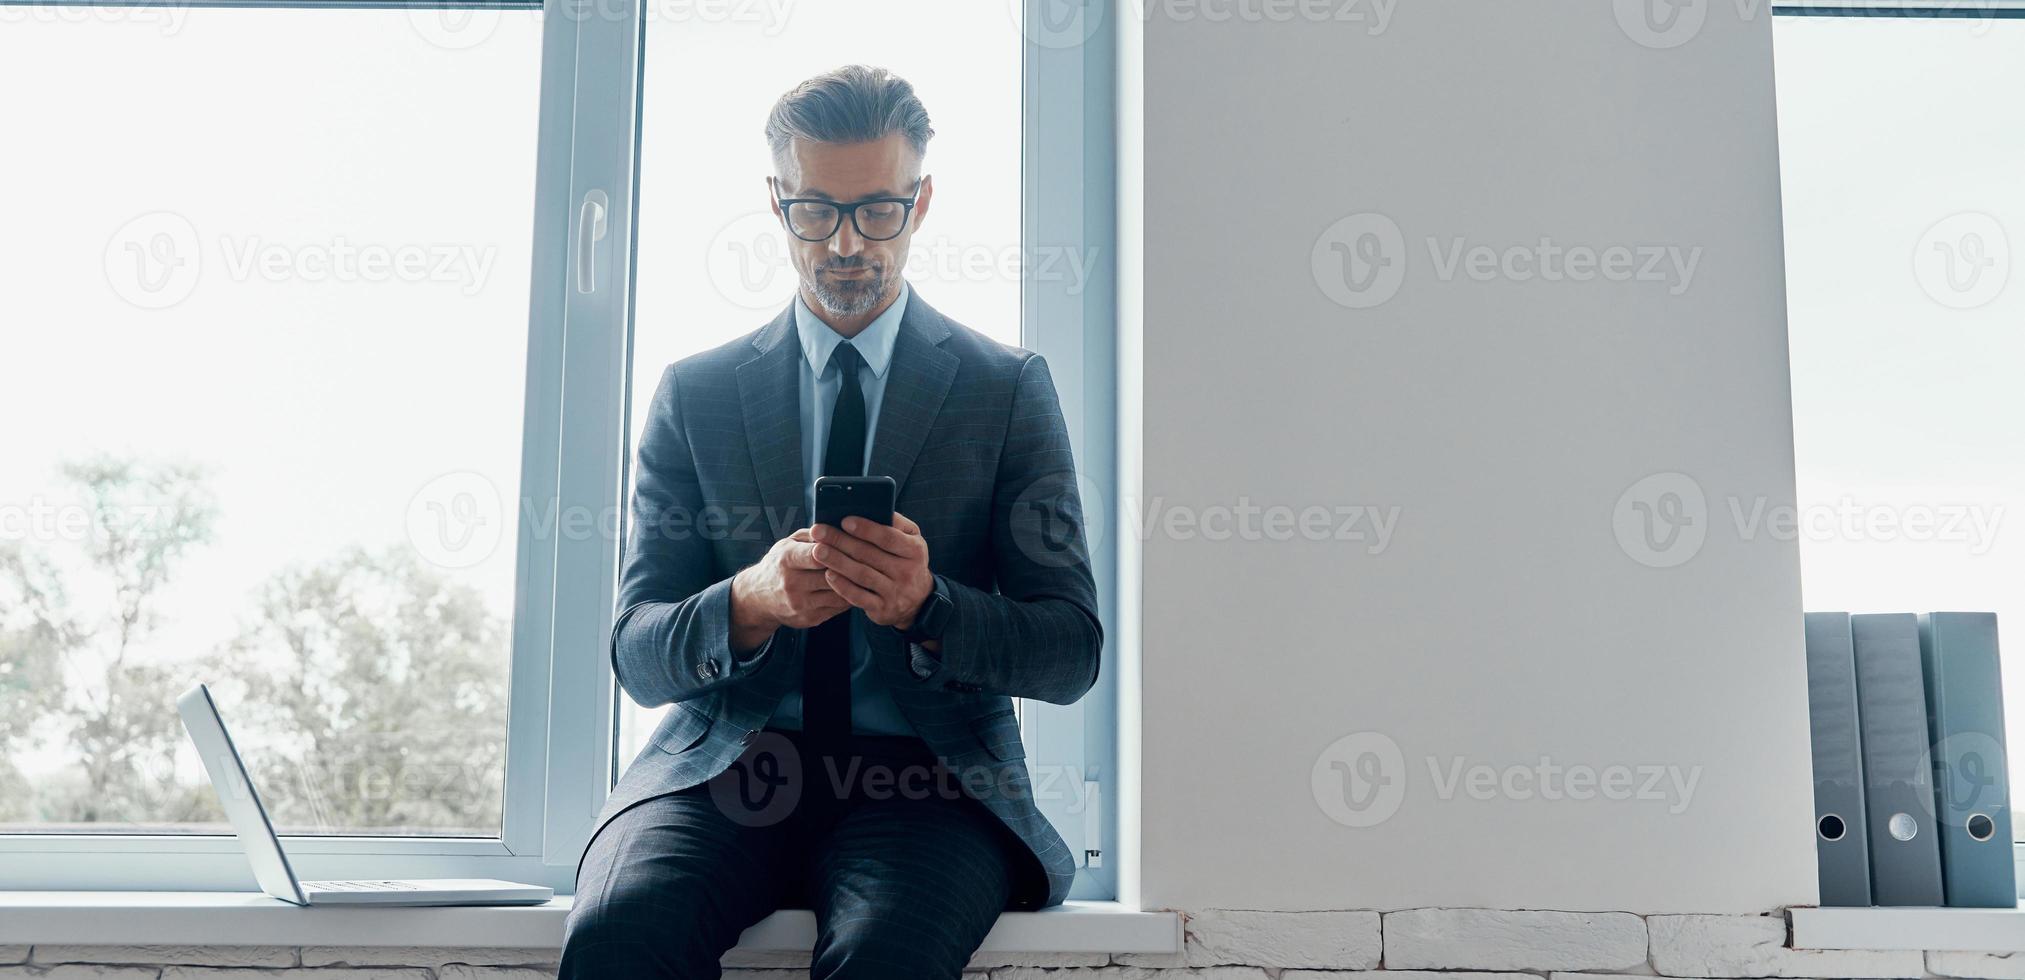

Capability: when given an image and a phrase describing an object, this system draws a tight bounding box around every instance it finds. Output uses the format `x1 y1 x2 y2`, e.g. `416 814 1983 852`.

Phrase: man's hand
728 528 850 652
811 512 934 631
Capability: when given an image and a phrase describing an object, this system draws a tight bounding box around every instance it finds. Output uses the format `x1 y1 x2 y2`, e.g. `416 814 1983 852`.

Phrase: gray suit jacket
586 288 1102 909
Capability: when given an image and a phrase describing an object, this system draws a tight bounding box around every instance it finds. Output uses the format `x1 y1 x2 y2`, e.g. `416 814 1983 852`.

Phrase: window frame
1 0 1125 898
580 0 1124 901
1014 0 1121 902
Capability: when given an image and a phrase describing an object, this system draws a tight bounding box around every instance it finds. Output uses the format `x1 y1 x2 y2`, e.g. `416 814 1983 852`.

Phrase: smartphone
813 475 896 532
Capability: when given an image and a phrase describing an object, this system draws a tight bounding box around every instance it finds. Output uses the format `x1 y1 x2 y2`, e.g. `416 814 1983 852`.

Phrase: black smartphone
813 475 896 532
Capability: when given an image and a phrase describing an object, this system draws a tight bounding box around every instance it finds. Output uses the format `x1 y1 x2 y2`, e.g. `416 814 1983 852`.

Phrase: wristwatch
901 576 954 645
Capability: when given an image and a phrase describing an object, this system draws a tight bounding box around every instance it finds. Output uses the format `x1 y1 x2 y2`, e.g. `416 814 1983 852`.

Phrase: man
558 65 1102 979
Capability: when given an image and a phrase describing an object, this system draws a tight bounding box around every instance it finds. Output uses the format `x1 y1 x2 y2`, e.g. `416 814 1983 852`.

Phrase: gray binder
1852 612 1945 906
1919 612 2016 907
1805 612 1871 906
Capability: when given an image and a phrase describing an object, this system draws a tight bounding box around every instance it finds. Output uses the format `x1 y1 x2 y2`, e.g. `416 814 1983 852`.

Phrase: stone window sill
1791 904 2025 952
0 892 1178 955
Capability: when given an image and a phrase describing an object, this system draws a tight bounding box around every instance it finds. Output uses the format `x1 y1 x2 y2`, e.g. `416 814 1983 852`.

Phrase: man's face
769 133 932 319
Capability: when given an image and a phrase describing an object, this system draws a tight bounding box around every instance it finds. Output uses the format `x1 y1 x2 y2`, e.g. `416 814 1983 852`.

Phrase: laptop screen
176 684 308 905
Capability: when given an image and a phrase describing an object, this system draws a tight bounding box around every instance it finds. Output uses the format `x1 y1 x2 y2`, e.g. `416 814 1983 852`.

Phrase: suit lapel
735 306 806 540
867 292 958 498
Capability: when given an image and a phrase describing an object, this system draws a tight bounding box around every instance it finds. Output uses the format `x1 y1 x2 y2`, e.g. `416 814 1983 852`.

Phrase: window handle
1082 776 1103 868
575 189 609 294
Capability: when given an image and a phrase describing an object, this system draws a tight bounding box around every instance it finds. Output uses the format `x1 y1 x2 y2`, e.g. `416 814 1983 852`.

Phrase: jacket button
696 660 718 680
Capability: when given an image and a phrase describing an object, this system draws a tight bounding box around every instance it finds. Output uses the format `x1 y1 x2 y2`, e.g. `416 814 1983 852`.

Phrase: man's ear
765 176 783 222
910 173 933 231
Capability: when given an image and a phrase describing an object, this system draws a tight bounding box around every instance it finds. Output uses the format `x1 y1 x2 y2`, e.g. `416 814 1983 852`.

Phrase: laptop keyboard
307 880 421 892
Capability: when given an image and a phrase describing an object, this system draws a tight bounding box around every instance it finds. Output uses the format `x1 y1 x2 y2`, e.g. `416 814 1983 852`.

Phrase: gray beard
808 265 888 317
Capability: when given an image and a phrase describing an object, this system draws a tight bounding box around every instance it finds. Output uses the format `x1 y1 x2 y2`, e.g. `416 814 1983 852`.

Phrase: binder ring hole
1968 813 1996 842
1888 812 1918 841
1817 813 1846 842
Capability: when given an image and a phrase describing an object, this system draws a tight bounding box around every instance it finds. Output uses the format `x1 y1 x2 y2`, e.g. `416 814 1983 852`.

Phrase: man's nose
829 219 865 258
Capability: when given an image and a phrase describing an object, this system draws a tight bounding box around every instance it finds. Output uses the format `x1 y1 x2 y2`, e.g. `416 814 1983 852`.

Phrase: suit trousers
559 726 1034 979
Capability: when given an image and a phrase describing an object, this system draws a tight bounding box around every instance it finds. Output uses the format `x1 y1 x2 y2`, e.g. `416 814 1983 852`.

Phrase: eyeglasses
771 177 923 243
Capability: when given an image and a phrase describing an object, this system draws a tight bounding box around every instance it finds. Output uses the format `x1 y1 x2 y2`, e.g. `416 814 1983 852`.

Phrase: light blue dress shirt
768 279 917 737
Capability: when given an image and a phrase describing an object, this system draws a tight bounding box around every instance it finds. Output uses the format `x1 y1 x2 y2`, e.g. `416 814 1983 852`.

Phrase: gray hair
764 65 934 181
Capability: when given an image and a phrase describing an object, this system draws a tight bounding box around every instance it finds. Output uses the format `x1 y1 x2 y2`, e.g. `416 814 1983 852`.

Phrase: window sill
0 892 1180 954
1791 904 2025 952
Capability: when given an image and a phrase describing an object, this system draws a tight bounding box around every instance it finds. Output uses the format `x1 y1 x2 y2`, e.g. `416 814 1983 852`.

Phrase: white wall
1125 0 1817 913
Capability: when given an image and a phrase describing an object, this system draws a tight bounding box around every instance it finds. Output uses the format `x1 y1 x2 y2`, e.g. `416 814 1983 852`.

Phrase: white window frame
1014 0 1121 902
1 0 1125 899
571 0 1125 901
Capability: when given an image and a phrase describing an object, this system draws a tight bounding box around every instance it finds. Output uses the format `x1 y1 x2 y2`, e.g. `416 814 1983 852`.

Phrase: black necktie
804 342 864 747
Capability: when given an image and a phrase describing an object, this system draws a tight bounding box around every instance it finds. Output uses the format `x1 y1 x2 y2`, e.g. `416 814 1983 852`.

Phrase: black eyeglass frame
770 177 924 243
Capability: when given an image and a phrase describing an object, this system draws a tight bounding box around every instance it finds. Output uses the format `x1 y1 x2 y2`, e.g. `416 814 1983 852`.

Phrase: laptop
177 683 554 907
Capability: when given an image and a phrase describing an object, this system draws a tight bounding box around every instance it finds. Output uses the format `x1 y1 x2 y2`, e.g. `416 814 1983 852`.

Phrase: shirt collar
794 279 909 380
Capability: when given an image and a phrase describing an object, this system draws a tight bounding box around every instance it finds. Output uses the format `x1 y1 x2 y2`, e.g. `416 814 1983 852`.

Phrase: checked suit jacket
586 286 1102 909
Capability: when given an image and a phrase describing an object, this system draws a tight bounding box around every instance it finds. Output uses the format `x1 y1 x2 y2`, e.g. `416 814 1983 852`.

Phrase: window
596 0 1120 900
0 0 1118 896
0 4 549 872
1773 4 2025 838
614 2 1026 767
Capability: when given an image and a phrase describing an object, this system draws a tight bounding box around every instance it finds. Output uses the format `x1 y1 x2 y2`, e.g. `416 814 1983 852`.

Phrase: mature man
557 65 1102 979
